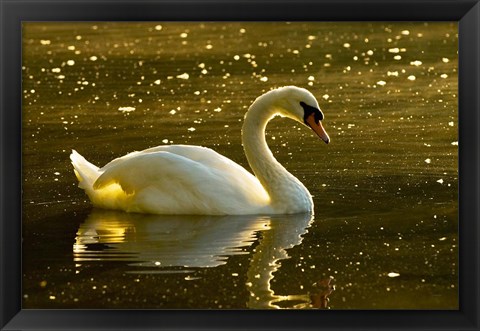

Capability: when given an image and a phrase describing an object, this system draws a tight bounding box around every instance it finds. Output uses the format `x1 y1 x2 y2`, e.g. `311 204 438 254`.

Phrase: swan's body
71 145 271 215
71 86 330 215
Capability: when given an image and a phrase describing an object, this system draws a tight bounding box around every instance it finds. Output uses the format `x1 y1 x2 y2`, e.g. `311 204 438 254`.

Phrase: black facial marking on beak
300 101 324 125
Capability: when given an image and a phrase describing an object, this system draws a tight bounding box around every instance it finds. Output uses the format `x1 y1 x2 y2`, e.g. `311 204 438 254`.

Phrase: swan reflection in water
74 210 334 308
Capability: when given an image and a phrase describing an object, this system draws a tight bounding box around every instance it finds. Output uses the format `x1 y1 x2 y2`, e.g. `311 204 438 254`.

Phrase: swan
70 86 330 215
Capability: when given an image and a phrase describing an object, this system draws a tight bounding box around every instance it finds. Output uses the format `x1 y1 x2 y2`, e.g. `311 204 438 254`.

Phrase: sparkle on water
22 22 457 310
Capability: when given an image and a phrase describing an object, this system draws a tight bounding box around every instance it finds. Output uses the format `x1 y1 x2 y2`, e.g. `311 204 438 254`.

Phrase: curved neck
242 97 312 213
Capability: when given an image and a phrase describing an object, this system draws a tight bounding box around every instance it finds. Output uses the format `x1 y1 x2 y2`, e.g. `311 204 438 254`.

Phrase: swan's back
71 146 270 215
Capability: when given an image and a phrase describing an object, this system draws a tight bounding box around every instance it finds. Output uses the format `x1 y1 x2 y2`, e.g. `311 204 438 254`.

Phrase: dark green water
22 22 458 309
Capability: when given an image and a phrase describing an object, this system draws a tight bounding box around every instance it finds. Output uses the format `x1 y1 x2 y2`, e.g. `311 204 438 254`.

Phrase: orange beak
306 113 330 144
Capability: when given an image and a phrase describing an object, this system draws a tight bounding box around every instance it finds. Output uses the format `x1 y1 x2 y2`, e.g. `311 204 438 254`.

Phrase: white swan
70 86 330 215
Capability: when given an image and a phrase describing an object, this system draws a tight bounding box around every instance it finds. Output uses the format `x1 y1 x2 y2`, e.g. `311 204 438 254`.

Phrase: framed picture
1 0 479 330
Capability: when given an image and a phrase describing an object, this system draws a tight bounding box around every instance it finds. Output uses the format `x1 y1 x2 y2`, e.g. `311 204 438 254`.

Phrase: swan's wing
93 149 269 214
94 152 199 194
101 145 250 179
139 144 249 174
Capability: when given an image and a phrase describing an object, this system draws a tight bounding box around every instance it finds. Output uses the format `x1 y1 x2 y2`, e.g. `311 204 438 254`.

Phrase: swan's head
270 86 330 144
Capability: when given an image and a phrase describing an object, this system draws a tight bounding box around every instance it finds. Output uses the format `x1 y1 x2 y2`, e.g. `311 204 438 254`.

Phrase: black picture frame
1 0 479 330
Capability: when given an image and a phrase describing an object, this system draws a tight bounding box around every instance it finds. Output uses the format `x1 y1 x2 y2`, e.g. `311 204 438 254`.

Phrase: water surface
22 22 458 309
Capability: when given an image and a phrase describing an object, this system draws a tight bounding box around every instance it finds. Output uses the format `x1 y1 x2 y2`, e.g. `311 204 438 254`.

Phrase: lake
22 22 458 309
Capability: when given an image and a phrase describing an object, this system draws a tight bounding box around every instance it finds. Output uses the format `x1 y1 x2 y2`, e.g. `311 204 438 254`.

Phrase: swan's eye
300 101 324 125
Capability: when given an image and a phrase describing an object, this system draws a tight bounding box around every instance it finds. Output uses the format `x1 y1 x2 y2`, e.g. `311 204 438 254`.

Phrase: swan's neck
242 97 313 213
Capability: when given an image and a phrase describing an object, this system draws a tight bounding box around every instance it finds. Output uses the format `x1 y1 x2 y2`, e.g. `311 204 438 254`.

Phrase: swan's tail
70 150 100 192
